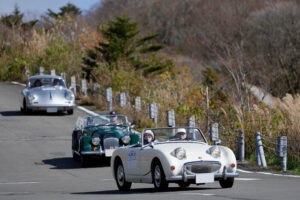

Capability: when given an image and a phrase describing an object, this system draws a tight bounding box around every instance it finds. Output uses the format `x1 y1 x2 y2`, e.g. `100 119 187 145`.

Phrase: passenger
33 79 42 87
144 130 154 145
53 79 60 86
110 111 121 125
176 128 187 140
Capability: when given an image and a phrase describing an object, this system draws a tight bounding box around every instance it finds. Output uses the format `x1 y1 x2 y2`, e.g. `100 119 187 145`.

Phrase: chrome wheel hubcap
154 165 161 186
117 165 125 186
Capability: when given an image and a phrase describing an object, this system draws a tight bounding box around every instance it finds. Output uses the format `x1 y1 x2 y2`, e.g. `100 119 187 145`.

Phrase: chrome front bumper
166 161 239 182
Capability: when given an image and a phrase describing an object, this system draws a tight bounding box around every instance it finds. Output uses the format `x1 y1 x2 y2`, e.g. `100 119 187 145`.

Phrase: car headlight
208 146 221 158
121 135 131 144
65 91 74 100
28 94 37 103
91 137 100 146
172 147 186 160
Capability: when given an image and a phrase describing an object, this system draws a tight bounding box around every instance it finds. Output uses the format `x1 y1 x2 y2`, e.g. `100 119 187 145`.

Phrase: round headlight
209 146 221 158
91 137 100 146
121 135 131 145
174 147 186 160
65 91 74 100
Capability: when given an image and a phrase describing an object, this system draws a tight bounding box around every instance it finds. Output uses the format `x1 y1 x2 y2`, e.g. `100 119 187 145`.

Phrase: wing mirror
214 139 222 145
69 86 74 90
131 124 135 129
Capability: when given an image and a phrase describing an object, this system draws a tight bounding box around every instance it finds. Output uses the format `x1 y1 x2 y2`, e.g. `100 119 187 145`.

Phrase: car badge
198 156 202 159
50 92 53 100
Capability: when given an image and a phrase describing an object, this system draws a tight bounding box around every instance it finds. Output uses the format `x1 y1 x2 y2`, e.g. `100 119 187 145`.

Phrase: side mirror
214 139 221 145
131 124 135 129
69 86 74 90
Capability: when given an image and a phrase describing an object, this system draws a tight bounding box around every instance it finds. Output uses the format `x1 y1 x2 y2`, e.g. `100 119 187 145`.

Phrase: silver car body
20 75 75 114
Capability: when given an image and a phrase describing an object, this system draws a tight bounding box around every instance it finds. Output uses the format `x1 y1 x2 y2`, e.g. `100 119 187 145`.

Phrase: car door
125 146 141 176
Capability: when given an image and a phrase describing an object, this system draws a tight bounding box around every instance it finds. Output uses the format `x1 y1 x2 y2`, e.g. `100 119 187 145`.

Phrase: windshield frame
141 127 207 145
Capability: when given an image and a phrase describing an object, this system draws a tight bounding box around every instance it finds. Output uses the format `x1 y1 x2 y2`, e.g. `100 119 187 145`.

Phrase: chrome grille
184 161 221 173
103 135 119 150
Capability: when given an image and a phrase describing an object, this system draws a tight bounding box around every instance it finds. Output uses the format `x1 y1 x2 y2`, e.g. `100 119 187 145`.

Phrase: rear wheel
72 150 79 161
114 159 131 191
152 160 168 191
80 155 89 167
219 177 234 188
67 109 73 115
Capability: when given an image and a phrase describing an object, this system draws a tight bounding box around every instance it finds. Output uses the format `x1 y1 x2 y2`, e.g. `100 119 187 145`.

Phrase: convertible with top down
72 114 140 166
111 127 239 191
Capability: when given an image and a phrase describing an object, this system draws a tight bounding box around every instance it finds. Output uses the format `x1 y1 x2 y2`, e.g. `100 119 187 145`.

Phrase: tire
219 177 234 188
67 109 73 115
72 150 79 161
152 160 168 191
178 182 190 188
80 155 89 167
114 159 132 191
21 99 27 114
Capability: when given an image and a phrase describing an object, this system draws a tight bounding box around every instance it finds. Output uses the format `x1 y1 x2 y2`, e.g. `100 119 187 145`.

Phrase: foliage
47 3 81 19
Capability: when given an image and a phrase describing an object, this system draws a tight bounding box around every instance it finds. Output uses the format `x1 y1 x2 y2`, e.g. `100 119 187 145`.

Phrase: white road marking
11 82 26 87
236 178 261 181
77 106 98 116
181 193 215 196
0 182 39 185
237 169 253 174
102 179 114 181
256 172 300 178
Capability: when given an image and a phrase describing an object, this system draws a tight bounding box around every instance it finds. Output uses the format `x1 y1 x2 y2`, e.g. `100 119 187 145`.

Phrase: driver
143 130 154 145
33 79 41 87
176 128 187 140
110 111 121 125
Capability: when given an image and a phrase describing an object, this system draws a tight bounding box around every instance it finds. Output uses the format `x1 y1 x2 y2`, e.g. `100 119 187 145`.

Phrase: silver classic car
20 75 75 114
111 127 239 191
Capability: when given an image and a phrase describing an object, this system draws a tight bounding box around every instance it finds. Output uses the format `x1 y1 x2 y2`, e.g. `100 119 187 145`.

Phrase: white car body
111 127 239 191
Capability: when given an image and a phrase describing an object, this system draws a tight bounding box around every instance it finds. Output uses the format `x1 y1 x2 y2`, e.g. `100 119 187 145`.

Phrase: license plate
195 173 214 183
47 108 57 113
105 149 115 157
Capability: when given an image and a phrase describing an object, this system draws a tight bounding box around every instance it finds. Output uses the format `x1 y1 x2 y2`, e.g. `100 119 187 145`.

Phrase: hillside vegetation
0 1 299 167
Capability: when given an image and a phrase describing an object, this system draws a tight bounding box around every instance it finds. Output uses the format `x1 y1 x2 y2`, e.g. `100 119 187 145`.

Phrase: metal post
81 79 87 96
167 109 175 127
149 103 157 127
238 130 245 162
71 76 76 95
209 123 219 142
135 97 141 112
277 136 287 172
188 116 195 127
39 66 44 75
50 69 56 76
119 92 126 107
255 132 267 168
105 88 112 112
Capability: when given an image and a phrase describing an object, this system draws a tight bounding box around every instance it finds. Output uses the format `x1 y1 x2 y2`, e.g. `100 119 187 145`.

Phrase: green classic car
72 114 140 166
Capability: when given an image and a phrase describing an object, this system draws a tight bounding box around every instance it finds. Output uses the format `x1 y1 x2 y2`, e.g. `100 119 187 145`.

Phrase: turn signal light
171 166 175 171
231 163 236 168
93 147 97 151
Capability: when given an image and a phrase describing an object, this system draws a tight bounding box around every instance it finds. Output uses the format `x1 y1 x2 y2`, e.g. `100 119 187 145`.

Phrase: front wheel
67 109 73 115
219 177 234 188
80 155 89 167
114 160 131 191
178 182 190 188
152 160 168 191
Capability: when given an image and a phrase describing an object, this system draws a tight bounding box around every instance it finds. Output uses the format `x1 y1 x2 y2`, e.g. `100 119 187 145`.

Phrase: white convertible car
111 127 239 191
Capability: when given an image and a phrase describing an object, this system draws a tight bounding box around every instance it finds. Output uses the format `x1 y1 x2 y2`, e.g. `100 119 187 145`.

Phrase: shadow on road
0 110 67 117
71 187 219 195
42 157 110 169
0 110 24 116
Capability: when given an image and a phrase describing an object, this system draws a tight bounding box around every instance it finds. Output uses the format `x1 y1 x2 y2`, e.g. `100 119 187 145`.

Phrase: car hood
29 87 68 100
152 142 217 161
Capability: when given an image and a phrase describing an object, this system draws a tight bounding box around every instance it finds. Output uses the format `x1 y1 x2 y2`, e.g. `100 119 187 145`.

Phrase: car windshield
75 115 128 129
142 127 207 145
29 78 66 88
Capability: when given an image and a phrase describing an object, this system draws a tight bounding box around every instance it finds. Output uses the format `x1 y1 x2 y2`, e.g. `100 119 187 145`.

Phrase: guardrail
34 68 300 171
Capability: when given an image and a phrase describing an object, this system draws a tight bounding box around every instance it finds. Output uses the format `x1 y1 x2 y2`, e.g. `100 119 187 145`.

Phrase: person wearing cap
144 130 154 145
176 128 187 140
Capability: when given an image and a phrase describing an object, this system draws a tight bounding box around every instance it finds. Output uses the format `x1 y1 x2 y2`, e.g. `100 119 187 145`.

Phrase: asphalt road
0 82 299 200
